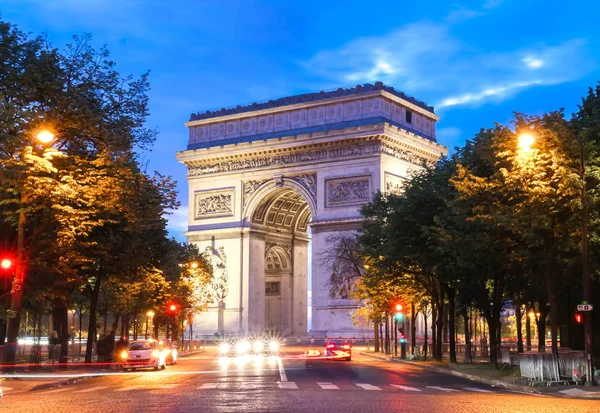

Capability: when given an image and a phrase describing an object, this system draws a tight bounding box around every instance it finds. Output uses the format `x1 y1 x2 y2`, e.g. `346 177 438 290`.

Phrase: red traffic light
575 313 583 323
169 304 177 312
395 303 403 312
1 258 13 270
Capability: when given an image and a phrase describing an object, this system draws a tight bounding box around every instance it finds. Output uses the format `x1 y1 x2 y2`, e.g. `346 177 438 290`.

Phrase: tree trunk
537 306 548 353
0 319 6 345
488 315 498 366
374 318 380 352
546 275 559 354
526 304 532 351
86 276 101 363
52 300 69 367
435 296 444 362
515 296 524 353
411 303 417 355
463 307 472 363
448 288 457 363
431 304 437 361
423 309 428 361
384 313 389 354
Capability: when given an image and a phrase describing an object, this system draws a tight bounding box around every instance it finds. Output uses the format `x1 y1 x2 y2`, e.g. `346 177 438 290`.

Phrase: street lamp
517 133 535 152
4 129 56 365
146 310 155 340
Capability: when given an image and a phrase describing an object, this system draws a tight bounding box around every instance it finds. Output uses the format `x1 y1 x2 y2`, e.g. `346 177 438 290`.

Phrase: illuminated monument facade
176 82 447 337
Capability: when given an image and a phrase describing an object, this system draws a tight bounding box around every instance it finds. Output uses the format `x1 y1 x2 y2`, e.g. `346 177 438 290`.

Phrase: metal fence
517 351 587 386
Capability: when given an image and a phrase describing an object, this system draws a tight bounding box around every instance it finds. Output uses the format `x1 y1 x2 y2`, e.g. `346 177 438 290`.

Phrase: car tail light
327 344 335 349
120 350 128 359
342 345 350 350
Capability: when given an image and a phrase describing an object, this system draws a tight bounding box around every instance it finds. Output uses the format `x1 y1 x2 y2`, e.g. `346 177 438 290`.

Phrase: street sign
577 304 594 311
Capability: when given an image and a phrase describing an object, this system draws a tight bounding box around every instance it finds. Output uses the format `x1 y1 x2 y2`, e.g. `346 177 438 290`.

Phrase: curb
30 375 95 392
360 352 542 394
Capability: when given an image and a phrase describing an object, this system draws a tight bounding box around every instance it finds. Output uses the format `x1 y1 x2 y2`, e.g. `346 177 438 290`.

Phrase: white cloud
523 56 544 69
304 18 592 111
166 206 188 233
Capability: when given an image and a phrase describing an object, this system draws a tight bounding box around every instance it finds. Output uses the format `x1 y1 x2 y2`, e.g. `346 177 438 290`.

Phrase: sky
3 0 599 241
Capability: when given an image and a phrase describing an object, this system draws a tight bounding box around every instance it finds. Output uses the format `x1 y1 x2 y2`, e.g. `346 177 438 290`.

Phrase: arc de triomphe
176 82 447 337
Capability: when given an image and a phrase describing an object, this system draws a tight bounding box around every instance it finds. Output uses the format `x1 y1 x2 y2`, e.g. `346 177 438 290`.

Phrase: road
2 345 598 412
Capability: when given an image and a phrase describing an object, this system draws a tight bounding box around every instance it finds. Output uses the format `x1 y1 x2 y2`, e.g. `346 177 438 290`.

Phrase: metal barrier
518 352 572 386
557 351 586 384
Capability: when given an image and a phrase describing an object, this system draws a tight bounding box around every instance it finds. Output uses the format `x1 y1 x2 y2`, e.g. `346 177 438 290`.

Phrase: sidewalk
360 351 600 400
1 349 206 395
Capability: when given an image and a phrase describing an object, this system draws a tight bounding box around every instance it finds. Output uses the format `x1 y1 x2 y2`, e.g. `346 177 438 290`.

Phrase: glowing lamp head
269 341 279 352
120 350 128 360
1 259 12 270
169 304 177 312
253 341 264 353
36 130 55 144
518 133 535 151
147 310 155 317
395 303 403 312
191 262 199 269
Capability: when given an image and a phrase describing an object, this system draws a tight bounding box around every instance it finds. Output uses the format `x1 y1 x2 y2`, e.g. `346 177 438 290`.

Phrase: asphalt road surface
2 345 599 413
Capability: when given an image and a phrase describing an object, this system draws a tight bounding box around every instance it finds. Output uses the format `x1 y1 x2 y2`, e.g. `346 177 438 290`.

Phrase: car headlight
151 350 160 358
253 341 264 352
236 341 250 354
120 350 128 360
219 343 230 354
269 341 279 352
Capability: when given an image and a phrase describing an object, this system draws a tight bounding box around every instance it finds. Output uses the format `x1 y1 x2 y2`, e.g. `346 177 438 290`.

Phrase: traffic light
395 303 403 312
1 258 13 270
399 333 406 344
168 304 178 313
575 313 583 323
394 312 404 322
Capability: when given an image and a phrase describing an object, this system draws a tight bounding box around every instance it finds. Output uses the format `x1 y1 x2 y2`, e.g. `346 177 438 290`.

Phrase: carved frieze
325 175 371 208
194 187 234 219
242 180 267 209
291 174 317 200
381 142 433 166
187 141 380 176
384 172 408 194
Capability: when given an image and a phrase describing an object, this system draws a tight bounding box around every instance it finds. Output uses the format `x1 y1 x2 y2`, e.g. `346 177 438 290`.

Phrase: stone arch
243 177 316 225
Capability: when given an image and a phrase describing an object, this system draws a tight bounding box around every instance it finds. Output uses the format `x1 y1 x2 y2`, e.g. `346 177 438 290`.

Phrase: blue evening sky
3 0 599 240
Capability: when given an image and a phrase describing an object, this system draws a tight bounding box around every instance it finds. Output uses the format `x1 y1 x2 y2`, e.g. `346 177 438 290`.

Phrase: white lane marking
115 385 142 392
155 384 178 389
558 388 600 396
391 384 421 392
426 386 460 392
464 387 494 393
0 386 13 392
73 386 110 393
199 383 219 389
509 390 549 397
278 382 298 389
356 383 382 391
276 356 287 382
317 382 339 390
38 388 71 394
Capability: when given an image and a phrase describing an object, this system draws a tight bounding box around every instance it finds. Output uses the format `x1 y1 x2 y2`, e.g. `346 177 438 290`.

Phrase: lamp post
146 310 155 340
4 129 55 365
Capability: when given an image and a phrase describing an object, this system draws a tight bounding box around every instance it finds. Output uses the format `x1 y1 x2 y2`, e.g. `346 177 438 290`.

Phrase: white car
120 340 166 371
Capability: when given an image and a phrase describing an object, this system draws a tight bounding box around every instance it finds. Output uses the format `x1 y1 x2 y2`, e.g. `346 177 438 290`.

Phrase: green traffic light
394 312 404 321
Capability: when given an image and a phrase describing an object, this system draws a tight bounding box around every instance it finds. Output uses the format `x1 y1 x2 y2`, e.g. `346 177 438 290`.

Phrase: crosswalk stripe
73 386 110 393
115 386 142 392
509 390 549 397
391 384 421 392
278 382 298 389
426 386 460 392
155 384 178 389
0 386 13 392
464 387 493 393
356 383 381 391
38 388 71 394
199 383 219 389
317 382 339 390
